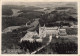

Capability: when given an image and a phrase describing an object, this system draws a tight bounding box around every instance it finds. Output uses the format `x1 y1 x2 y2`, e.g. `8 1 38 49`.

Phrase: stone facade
39 24 67 38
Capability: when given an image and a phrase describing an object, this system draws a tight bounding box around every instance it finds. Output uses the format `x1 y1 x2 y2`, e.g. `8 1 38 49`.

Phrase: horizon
2 2 77 8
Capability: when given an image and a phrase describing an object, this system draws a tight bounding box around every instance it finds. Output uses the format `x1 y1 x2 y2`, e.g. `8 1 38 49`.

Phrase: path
31 35 52 54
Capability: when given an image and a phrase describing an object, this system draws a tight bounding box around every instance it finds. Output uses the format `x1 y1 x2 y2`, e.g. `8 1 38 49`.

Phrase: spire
43 24 45 27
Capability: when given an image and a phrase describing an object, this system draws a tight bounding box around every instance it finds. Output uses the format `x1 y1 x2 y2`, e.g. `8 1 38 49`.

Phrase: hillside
2 5 42 15
2 5 44 30
39 6 77 26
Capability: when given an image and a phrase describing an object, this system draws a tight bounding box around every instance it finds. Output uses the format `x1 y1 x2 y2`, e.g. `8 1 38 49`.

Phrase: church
39 24 67 38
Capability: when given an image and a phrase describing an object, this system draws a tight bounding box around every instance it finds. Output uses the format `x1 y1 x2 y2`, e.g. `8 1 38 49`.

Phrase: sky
2 0 77 8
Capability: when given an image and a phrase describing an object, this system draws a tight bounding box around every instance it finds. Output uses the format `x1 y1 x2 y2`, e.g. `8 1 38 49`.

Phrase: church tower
39 24 46 38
